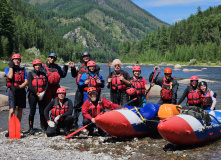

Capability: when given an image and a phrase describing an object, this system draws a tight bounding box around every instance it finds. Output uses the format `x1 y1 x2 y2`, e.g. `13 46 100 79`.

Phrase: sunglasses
191 80 197 83
114 64 121 67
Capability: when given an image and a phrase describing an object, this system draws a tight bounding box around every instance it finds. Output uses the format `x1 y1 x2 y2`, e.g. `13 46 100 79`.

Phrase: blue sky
131 0 221 24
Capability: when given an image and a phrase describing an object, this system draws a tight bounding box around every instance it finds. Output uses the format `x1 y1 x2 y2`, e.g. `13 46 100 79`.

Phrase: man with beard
82 87 121 136
106 59 131 105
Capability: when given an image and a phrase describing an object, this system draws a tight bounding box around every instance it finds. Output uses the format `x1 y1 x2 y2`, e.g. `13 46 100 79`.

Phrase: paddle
107 63 112 101
146 70 160 102
65 97 137 139
9 114 21 139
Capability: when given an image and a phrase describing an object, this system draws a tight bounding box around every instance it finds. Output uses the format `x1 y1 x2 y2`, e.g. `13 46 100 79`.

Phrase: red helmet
32 59 42 66
126 88 137 96
87 61 96 67
56 88 66 94
11 54 21 60
132 65 141 72
87 87 97 94
190 76 198 81
164 68 172 74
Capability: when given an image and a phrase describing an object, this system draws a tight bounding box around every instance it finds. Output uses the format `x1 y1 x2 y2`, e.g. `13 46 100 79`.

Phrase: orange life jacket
51 98 68 121
131 77 145 95
6 68 25 88
111 71 127 91
76 63 88 85
89 97 104 118
31 72 46 93
161 77 174 100
187 88 201 105
44 64 60 85
83 73 101 92
201 91 212 107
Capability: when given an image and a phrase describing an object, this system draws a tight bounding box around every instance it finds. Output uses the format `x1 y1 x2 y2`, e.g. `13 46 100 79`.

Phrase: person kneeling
82 87 121 136
44 88 74 137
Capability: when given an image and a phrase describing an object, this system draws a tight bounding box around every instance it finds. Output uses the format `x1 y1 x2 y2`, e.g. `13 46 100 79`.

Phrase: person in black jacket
28 59 48 135
44 88 74 137
149 66 179 105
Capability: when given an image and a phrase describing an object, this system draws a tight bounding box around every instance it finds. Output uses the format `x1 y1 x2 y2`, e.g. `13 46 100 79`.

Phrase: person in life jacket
70 51 100 129
199 81 217 110
178 76 201 107
82 87 121 136
28 59 48 135
106 59 131 105
79 60 105 103
127 65 150 107
44 88 74 137
149 67 179 105
4 52 28 137
42 53 71 106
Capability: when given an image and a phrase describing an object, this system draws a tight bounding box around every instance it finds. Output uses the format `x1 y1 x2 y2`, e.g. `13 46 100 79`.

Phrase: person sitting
78 61 105 103
199 81 217 110
127 65 149 107
82 87 121 136
149 67 179 105
178 76 201 107
44 88 74 137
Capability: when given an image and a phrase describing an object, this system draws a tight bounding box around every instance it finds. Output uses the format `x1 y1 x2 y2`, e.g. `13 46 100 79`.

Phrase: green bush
188 59 198 65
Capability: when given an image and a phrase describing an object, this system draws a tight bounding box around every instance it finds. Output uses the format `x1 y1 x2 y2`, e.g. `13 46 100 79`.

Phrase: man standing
106 59 131 105
5 53 28 137
71 51 100 129
149 67 179 105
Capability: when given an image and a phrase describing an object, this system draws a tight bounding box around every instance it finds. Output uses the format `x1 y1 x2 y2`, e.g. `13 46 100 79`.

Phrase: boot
5 131 9 137
64 127 72 136
29 128 35 135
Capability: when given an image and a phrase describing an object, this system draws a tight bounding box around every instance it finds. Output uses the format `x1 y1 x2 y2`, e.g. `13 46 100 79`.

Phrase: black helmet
199 81 207 88
82 51 90 57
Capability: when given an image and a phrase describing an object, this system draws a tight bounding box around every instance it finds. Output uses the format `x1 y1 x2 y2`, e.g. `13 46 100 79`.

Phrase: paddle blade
9 114 21 139
107 63 111 66
65 124 88 139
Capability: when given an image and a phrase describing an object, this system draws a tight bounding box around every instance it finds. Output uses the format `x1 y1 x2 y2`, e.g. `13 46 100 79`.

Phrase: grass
0 63 8 71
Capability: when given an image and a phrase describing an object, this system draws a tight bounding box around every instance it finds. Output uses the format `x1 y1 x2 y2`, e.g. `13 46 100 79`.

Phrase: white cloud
136 0 221 7
173 18 183 24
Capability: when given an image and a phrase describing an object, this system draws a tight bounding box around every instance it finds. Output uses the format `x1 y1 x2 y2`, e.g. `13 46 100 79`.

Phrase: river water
0 64 221 159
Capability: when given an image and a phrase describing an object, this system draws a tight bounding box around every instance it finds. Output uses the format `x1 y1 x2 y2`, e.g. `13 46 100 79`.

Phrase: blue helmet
48 53 57 59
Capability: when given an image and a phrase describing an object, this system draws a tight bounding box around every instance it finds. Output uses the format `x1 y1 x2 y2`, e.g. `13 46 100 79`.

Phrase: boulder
0 71 6 78
174 64 182 69
0 94 8 107
125 66 133 68
149 85 161 97
182 68 202 72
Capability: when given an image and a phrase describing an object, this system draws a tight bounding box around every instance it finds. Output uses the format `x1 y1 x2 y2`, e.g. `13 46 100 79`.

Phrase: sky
131 0 221 24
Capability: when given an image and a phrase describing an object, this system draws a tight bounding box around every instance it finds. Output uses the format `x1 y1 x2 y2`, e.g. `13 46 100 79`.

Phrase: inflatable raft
158 110 221 145
95 103 160 137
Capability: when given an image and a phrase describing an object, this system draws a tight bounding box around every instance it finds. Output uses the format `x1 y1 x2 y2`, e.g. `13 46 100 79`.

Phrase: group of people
4 50 217 137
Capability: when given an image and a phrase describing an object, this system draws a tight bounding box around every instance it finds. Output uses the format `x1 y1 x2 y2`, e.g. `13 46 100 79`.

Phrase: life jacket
131 76 145 95
44 64 60 85
6 68 25 88
161 77 174 100
111 71 127 91
187 87 201 105
201 91 212 107
89 97 104 118
76 63 88 85
83 73 101 92
31 72 46 93
50 98 68 121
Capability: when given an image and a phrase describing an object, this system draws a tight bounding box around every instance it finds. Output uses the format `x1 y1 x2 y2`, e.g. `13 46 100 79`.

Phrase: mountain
24 0 169 52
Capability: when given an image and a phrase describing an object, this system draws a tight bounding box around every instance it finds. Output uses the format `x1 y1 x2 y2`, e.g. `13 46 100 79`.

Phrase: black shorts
8 88 26 109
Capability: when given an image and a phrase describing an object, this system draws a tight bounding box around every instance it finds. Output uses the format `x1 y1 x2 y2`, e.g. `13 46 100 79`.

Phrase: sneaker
5 131 9 137
28 129 35 135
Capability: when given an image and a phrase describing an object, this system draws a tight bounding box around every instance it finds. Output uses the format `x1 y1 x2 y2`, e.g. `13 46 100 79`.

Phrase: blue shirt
5 67 28 79
79 72 105 89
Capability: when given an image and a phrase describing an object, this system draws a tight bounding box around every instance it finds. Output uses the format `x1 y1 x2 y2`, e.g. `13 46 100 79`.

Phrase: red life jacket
131 77 145 95
201 91 212 107
76 63 88 85
6 68 25 88
51 98 68 121
84 73 101 92
31 72 46 93
44 64 60 85
187 87 201 105
111 71 127 91
89 97 104 118
161 77 174 100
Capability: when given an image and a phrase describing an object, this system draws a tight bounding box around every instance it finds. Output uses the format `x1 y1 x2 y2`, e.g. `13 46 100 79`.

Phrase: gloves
8 61 14 68
54 115 61 123
12 86 20 92
38 92 45 101
48 120 55 127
